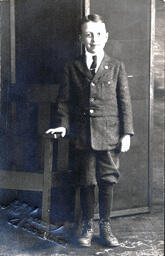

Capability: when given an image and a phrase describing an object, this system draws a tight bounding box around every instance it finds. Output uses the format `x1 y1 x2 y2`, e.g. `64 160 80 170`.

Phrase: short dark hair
81 14 105 24
80 14 106 32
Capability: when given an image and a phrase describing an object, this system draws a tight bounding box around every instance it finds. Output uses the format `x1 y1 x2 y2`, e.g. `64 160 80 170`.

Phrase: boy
46 14 134 247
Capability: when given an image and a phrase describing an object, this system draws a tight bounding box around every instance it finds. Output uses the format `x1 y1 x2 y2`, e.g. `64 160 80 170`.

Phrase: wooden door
90 0 154 216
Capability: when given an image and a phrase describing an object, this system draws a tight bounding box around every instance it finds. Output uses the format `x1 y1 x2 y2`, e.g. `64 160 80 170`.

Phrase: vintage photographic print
0 0 164 255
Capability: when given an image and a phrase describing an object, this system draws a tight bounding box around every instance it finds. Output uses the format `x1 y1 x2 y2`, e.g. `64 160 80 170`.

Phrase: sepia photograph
0 0 164 255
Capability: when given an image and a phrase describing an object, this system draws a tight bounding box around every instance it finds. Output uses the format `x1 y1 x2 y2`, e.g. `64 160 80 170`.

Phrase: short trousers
73 148 120 187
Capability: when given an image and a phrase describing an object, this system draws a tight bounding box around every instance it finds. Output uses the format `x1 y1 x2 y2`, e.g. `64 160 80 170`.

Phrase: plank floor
0 204 164 256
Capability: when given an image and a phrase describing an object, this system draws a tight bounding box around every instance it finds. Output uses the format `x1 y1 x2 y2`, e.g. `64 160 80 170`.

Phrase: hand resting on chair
46 127 66 139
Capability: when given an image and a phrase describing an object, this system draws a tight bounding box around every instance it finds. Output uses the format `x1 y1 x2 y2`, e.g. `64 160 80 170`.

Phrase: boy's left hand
120 135 131 152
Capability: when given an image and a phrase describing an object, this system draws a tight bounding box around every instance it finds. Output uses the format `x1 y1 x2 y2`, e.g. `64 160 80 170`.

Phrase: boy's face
80 21 108 54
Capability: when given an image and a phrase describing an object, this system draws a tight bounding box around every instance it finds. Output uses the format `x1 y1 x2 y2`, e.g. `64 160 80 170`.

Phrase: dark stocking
80 186 95 220
99 182 113 221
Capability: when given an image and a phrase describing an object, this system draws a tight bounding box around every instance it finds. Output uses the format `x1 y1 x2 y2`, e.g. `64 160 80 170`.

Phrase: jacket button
89 109 94 114
90 97 95 102
91 82 95 87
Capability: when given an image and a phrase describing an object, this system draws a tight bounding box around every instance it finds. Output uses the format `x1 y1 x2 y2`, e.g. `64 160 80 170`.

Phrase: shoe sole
78 242 91 247
100 238 119 247
77 239 92 247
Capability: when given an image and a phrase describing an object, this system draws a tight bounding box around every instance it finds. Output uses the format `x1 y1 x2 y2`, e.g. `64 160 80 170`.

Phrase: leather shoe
77 219 94 247
100 220 119 247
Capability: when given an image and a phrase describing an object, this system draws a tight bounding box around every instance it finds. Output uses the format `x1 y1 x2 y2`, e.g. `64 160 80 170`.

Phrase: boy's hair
80 14 106 32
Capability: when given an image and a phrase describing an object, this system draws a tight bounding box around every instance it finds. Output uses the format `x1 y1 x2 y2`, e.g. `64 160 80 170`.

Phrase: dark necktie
90 55 97 77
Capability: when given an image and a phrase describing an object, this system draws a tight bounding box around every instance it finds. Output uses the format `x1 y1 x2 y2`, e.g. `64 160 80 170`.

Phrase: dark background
0 0 164 220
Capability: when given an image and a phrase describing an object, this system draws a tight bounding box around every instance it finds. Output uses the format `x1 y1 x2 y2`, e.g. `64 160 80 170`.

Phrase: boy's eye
85 33 92 37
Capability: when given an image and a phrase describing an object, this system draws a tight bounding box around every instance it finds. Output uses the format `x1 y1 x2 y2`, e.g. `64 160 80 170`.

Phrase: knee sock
80 186 95 221
99 182 113 221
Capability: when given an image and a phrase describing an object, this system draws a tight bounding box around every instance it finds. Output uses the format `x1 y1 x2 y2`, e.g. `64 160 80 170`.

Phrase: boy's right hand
46 127 66 138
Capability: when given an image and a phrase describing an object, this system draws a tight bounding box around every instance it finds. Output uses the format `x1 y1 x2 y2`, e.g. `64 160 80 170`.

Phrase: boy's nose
91 34 96 42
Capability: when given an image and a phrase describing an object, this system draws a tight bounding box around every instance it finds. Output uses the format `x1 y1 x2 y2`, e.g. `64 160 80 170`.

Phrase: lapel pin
104 65 109 70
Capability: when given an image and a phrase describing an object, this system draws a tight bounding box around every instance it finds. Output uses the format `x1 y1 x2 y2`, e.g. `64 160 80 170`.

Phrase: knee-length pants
74 148 120 187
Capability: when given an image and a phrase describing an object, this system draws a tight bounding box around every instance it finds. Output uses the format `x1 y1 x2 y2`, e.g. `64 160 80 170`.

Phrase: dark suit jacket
56 53 134 150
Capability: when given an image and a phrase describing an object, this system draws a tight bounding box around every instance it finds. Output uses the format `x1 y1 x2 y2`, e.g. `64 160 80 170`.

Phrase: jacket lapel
93 53 114 82
74 56 93 80
74 53 114 81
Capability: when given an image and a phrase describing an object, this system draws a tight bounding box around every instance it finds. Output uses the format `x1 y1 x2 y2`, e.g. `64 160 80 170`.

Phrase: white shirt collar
85 50 104 72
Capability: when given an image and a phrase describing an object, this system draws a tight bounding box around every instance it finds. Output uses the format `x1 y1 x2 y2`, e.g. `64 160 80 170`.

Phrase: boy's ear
79 34 82 42
106 32 109 41
79 34 85 45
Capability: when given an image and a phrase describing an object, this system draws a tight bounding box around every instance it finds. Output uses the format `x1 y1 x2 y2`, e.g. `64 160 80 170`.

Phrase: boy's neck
85 49 105 57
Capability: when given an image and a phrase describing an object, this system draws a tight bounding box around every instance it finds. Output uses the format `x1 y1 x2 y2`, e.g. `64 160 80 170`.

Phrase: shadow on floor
0 203 164 256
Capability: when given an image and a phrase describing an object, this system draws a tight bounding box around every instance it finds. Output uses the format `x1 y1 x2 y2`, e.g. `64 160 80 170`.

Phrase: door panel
91 0 152 214
15 0 81 84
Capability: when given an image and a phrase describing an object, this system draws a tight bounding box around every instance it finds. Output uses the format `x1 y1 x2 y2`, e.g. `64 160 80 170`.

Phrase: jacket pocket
106 116 119 127
105 117 120 144
101 80 116 100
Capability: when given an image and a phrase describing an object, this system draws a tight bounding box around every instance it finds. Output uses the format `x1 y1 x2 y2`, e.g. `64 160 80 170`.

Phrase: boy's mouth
91 44 100 47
